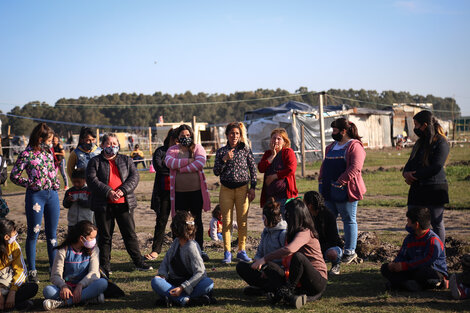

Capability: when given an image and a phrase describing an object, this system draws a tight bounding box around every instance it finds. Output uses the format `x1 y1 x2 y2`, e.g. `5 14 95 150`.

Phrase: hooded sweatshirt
254 220 287 264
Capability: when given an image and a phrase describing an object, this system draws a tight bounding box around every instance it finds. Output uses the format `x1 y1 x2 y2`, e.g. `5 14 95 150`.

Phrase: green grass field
6 144 470 312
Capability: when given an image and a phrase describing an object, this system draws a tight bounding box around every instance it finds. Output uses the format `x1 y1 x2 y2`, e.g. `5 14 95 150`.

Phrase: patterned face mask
179 137 193 147
41 142 52 151
104 146 119 155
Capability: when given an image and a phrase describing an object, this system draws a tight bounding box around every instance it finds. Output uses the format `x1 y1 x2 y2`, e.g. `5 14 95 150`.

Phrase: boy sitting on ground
381 207 448 291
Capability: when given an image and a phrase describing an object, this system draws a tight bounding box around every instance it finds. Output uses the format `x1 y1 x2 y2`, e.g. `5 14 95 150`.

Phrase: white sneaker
87 293 105 304
43 299 64 311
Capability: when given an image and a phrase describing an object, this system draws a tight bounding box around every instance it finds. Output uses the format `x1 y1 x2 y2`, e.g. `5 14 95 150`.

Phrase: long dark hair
263 197 282 228
77 127 96 148
176 124 196 157
171 211 196 241
285 199 318 243
304 191 328 237
29 123 54 148
56 220 97 256
331 118 362 142
163 128 177 148
412 110 447 166
0 219 16 263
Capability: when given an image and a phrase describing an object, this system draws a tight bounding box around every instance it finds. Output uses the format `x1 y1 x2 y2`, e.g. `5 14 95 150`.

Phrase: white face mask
8 234 18 244
82 237 96 249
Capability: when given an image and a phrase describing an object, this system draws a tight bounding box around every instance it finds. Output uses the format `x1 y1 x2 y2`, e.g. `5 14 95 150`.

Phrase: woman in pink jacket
165 125 211 261
318 118 366 265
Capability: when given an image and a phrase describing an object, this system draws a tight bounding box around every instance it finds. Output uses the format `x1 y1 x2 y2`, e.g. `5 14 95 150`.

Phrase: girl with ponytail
403 110 449 243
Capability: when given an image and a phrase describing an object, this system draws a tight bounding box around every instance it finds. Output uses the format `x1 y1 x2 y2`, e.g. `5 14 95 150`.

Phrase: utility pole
319 92 326 159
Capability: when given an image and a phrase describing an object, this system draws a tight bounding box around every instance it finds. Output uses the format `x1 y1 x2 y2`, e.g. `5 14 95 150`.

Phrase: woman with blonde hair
213 122 257 264
258 128 298 216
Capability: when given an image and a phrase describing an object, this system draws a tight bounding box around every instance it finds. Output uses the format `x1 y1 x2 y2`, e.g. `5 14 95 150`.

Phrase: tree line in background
1 88 460 137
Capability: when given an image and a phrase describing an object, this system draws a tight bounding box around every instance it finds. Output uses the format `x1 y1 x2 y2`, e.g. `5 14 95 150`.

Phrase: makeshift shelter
244 101 393 161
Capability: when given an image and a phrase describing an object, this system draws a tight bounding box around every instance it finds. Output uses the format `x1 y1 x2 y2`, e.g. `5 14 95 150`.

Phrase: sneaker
16 299 34 311
28 270 39 283
450 274 468 300
136 262 153 271
87 293 105 304
201 251 210 262
222 251 232 264
43 299 64 311
188 294 211 306
290 294 307 309
341 253 357 265
155 296 171 308
401 280 422 292
243 286 265 296
329 263 341 276
178 296 190 307
236 250 252 263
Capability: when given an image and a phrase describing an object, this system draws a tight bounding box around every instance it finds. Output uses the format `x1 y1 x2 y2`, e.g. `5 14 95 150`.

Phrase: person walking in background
165 124 211 261
10 123 61 283
144 128 177 261
86 133 152 276
42 221 108 311
0 219 38 311
403 110 449 244
63 168 92 234
67 127 101 182
52 134 68 190
130 144 146 168
213 122 256 264
304 191 344 276
258 128 298 217
318 118 366 265
151 211 215 307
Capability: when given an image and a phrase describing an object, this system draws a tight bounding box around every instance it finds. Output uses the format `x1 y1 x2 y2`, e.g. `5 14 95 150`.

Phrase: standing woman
52 134 69 190
403 110 449 243
67 127 101 182
86 133 151 275
144 128 177 261
165 125 211 261
258 128 298 216
318 118 366 264
213 122 257 263
10 123 61 283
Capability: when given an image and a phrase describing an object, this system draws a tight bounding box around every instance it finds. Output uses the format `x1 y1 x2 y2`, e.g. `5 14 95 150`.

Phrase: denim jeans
25 189 61 270
56 159 68 187
324 246 343 264
325 200 358 255
43 278 108 305
151 276 213 306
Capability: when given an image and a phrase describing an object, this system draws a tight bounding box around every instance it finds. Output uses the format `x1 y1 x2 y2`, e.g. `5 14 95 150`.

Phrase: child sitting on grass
449 254 470 300
0 219 37 311
151 211 215 307
381 207 448 291
43 220 108 311
236 197 287 296
63 168 92 233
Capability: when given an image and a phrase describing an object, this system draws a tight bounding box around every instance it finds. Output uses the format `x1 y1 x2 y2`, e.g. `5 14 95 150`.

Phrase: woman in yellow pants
213 122 257 264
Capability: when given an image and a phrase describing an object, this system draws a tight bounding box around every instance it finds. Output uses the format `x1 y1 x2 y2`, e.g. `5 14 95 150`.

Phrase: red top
258 147 298 207
108 159 125 204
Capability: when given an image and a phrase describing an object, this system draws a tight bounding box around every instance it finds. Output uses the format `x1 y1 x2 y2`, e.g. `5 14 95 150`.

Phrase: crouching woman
42 221 108 311
151 211 215 307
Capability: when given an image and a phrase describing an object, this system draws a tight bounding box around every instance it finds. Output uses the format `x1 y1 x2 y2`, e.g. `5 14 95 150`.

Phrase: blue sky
1 0 469 115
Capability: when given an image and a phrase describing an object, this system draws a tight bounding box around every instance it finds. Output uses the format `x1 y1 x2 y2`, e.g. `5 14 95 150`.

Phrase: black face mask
413 128 424 138
332 133 343 142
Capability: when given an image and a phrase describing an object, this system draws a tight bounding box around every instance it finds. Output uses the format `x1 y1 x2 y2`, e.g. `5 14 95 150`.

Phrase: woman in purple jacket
318 118 366 265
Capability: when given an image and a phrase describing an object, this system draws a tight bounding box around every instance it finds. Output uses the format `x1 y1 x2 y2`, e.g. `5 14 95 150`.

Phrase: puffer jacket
86 153 139 212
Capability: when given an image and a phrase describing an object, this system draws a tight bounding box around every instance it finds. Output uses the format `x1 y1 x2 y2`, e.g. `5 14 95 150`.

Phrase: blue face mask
104 146 119 156
405 225 415 235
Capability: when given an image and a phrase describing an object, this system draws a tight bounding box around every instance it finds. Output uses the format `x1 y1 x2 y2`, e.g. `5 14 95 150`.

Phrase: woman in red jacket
258 128 298 216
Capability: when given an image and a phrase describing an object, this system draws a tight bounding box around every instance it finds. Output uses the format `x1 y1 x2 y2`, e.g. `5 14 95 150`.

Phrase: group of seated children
1 190 468 311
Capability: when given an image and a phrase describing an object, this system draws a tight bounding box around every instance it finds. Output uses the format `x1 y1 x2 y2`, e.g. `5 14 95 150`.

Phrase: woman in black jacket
403 110 449 243
86 133 151 276
144 129 177 261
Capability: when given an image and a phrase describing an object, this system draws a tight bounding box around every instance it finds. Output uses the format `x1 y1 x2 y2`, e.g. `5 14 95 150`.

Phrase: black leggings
175 190 204 251
15 282 38 308
236 261 285 292
381 263 444 289
262 253 327 297
151 190 171 254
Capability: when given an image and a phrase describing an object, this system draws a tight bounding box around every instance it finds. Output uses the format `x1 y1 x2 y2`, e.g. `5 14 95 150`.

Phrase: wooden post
192 116 197 144
319 92 326 159
148 127 152 155
7 126 11 137
301 125 306 177
96 129 100 144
